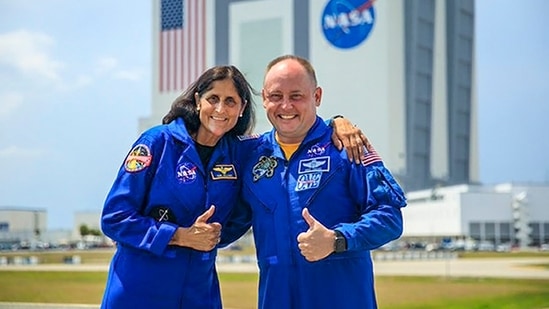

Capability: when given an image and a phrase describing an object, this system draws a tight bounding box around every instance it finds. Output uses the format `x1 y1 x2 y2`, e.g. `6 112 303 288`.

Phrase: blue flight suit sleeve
101 130 178 257
335 159 407 251
218 135 259 247
219 195 252 248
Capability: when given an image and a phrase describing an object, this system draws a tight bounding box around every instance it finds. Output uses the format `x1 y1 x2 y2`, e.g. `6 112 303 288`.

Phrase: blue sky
0 0 547 229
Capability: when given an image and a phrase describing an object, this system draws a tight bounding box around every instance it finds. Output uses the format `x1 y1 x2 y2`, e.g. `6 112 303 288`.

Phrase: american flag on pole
159 0 206 92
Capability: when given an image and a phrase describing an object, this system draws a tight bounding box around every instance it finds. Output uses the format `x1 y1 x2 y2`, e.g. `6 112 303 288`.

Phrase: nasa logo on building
321 0 376 49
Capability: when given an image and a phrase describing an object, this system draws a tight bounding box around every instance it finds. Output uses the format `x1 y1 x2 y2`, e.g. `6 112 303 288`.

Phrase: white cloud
0 30 64 81
74 75 94 88
0 92 24 118
113 69 143 81
0 145 46 158
95 56 118 74
94 56 142 82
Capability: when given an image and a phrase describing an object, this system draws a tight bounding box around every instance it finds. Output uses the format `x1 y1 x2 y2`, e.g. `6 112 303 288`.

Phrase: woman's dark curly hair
162 65 256 136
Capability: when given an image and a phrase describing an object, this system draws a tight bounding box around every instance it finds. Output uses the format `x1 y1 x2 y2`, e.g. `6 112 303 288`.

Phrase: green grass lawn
1 249 549 308
375 276 549 309
0 271 548 309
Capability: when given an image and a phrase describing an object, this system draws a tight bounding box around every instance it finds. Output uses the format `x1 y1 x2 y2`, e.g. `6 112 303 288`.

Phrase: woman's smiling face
194 78 246 146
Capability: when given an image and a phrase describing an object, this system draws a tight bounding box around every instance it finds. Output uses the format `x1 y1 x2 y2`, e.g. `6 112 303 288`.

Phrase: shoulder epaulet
237 133 261 141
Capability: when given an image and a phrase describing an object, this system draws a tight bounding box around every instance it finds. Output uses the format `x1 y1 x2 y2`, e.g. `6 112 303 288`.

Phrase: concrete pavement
0 258 549 279
373 257 549 279
2 257 549 279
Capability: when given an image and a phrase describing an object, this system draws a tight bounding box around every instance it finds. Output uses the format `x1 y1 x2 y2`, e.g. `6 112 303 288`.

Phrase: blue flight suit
224 117 407 309
101 117 243 309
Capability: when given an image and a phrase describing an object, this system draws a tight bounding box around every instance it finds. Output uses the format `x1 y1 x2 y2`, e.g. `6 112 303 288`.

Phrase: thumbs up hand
297 208 336 262
169 205 222 251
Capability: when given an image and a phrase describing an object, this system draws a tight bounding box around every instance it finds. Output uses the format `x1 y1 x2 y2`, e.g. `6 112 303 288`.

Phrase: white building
402 183 549 248
0 207 109 248
140 0 478 192
73 211 102 239
0 206 47 248
135 1 549 250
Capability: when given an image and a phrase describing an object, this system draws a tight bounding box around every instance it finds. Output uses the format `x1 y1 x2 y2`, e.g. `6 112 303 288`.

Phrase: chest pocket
207 167 241 224
243 182 280 263
146 160 205 226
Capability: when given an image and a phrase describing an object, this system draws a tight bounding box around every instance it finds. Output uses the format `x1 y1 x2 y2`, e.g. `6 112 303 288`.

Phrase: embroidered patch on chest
306 143 329 157
295 172 322 191
211 164 237 180
252 156 278 182
176 162 198 184
298 156 330 174
124 144 152 173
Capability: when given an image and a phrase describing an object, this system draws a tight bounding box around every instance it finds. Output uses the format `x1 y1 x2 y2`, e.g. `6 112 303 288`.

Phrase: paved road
373 257 549 279
2 257 549 279
216 257 549 279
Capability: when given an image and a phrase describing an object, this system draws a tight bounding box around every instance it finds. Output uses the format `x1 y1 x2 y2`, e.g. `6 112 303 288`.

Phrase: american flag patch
361 146 382 166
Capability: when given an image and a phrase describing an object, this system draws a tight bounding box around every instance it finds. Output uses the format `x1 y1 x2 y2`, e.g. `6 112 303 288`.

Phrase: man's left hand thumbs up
297 208 337 262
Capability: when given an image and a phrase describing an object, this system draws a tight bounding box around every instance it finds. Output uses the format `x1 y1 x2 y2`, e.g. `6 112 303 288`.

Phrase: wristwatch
333 230 347 253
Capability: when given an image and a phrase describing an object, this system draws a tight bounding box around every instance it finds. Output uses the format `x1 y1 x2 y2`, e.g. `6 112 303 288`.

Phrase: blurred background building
2 0 547 252
0 207 108 250
135 0 548 251
401 183 549 250
0 207 46 250
140 0 477 192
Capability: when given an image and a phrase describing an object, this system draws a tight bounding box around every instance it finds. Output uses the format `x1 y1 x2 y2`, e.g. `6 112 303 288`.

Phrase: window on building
543 223 549 244
530 222 541 246
469 222 481 241
499 222 512 243
485 222 496 243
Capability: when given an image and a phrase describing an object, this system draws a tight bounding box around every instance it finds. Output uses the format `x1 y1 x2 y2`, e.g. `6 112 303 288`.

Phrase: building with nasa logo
139 1 549 248
141 0 477 192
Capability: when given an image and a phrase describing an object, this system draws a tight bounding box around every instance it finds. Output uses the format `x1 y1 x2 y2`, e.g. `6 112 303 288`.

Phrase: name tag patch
211 164 237 180
295 172 322 191
298 156 330 174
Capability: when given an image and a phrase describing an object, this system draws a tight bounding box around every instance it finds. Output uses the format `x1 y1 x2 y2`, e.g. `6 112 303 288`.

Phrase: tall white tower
142 0 478 192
